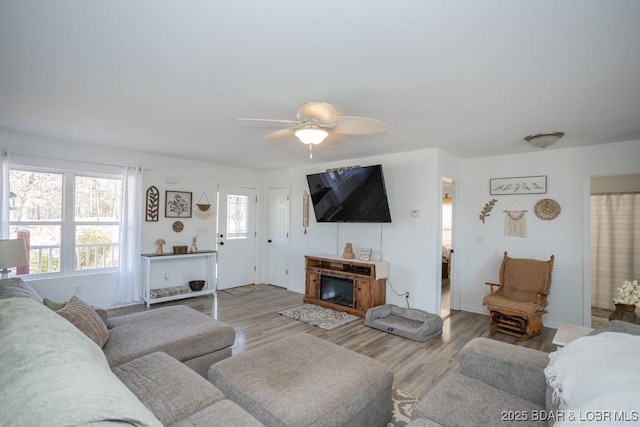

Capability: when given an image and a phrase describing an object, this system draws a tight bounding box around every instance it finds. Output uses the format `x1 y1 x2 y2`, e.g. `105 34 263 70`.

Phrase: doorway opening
441 178 453 319
589 173 640 328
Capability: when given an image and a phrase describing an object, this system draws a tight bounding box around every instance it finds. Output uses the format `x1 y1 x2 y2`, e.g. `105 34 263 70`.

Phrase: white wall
1 130 262 307
457 139 640 327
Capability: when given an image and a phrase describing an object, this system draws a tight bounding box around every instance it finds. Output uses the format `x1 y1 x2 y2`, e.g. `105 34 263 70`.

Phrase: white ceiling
1 1 639 170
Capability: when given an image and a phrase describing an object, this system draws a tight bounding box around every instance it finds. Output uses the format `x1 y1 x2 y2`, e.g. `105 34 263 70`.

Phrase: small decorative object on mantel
609 279 639 323
155 238 165 255
172 220 184 233
191 235 198 252
303 191 310 234
534 198 561 221
173 245 188 254
479 199 498 223
343 242 355 259
145 186 160 222
195 193 213 219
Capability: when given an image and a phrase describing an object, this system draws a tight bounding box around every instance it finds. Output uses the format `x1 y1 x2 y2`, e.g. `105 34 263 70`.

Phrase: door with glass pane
216 185 257 289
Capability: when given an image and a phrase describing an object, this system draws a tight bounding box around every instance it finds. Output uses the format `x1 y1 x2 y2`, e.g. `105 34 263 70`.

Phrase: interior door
266 186 290 288
216 185 257 289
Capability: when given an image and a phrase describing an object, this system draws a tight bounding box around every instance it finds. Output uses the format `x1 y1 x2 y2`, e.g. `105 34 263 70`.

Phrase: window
226 194 249 240
9 168 122 275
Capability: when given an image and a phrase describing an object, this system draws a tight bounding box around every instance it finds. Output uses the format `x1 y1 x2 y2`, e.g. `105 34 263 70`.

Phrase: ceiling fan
238 102 386 158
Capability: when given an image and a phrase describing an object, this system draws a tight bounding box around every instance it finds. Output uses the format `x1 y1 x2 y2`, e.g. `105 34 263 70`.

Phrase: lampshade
524 132 565 149
0 239 28 279
294 128 329 145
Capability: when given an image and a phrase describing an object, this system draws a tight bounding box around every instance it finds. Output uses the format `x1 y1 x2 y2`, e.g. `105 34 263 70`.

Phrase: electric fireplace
320 274 354 307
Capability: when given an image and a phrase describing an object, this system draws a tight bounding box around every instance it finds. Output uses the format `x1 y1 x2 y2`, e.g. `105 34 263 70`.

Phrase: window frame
9 165 122 277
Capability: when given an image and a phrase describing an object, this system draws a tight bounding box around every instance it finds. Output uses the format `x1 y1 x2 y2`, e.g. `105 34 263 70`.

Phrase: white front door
266 186 290 288
216 185 257 289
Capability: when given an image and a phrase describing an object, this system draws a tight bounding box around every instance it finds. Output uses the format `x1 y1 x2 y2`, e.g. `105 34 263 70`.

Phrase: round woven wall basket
534 198 561 221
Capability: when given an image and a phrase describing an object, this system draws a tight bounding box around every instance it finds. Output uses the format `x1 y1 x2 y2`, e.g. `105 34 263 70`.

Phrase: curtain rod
4 150 146 170
594 191 640 195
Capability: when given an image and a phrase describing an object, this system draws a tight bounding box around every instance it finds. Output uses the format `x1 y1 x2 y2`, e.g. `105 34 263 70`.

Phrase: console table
141 250 216 307
304 255 387 317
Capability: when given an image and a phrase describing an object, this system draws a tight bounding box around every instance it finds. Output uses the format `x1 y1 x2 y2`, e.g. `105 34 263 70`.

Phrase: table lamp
0 239 29 279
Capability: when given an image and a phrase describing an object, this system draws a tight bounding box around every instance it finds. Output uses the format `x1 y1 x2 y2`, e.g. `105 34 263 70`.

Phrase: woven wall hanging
534 198 561 220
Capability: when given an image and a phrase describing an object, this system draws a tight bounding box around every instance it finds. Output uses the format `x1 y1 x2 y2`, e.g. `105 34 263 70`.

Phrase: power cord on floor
386 279 410 308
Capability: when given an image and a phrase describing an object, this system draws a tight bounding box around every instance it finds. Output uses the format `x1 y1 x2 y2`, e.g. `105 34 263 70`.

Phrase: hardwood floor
107 285 557 399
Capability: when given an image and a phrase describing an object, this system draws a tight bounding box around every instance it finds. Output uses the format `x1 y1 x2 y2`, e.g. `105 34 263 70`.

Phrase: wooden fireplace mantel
304 255 387 317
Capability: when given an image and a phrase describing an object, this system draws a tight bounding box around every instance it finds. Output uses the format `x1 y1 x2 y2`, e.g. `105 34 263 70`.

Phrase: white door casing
216 185 257 289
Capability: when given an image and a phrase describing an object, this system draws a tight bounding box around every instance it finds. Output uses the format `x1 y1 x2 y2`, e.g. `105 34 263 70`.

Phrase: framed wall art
490 176 547 195
165 191 192 218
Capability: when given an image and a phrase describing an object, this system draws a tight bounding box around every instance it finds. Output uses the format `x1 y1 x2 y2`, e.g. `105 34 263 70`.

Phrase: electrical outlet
164 273 170 280
75 285 82 294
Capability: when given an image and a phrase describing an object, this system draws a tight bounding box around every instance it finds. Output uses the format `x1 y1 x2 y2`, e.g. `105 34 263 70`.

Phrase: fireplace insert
320 275 354 307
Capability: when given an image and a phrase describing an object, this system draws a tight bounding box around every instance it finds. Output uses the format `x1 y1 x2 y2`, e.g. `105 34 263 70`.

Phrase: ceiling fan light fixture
295 128 328 145
524 132 565 149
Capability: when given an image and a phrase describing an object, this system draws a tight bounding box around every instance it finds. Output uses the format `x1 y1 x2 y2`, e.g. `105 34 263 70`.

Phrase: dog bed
365 304 443 342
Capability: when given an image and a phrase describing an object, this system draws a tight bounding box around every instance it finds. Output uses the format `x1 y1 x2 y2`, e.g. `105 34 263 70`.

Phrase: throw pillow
57 295 110 348
43 297 67 311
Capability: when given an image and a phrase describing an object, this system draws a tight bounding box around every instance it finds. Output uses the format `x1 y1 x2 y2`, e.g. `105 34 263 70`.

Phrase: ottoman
208 333 393 426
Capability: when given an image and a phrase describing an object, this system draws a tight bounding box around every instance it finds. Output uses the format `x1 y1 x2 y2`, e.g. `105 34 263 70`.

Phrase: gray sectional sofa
408 321 640 426
0 277 394 427
0 278 261 426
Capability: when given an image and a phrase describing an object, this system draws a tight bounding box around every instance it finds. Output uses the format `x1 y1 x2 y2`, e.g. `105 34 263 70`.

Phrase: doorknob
219 234 224 238
219 241 224 246
267 240 272 243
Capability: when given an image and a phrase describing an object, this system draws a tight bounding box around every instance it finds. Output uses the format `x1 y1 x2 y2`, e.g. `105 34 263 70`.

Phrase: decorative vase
343 243 354 259
609 303 638 323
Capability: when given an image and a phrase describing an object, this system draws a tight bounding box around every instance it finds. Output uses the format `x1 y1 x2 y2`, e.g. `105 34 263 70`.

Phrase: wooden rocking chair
483 251 555 340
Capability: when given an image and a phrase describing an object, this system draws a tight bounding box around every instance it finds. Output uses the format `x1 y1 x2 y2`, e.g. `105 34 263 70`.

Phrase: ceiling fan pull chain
309 144 313 159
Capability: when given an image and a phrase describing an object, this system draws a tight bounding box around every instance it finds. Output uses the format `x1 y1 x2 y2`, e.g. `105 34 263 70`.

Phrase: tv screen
306 165 392 223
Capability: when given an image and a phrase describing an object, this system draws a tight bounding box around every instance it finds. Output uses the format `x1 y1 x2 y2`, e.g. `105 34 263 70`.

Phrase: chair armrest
484 282 501 294
459 338 548 406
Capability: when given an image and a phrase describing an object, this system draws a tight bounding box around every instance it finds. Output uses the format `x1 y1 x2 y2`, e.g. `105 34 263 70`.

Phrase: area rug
277 304 359 330
222 283 272 295
387 388 419 427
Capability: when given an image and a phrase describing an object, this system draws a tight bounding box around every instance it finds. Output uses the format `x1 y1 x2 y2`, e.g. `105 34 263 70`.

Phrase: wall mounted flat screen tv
306 164 392 223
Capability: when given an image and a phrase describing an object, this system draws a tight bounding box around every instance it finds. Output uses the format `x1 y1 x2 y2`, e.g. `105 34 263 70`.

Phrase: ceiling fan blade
265 128 296 142
334 116 387 135
297 102 339 123
237 118 301 125
322 132 345 147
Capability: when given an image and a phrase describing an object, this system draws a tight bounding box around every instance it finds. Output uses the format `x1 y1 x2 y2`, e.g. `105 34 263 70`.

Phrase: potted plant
610 279 640 322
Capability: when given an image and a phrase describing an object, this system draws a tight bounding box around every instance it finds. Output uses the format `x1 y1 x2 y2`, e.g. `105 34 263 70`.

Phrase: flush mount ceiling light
524 132 565 149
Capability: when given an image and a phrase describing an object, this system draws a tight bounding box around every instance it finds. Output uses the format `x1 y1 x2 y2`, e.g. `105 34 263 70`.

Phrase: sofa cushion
413 373 544 427
460 338 548 406
104 305 235 368
171 400 264 427
0 297 161 427
0 277 43 302
58 295 110 347
114 352 225 426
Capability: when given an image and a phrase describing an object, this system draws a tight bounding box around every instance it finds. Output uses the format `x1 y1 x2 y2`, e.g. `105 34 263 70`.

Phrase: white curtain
591 193 640 309
0 151 10 239
117 165 144 304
